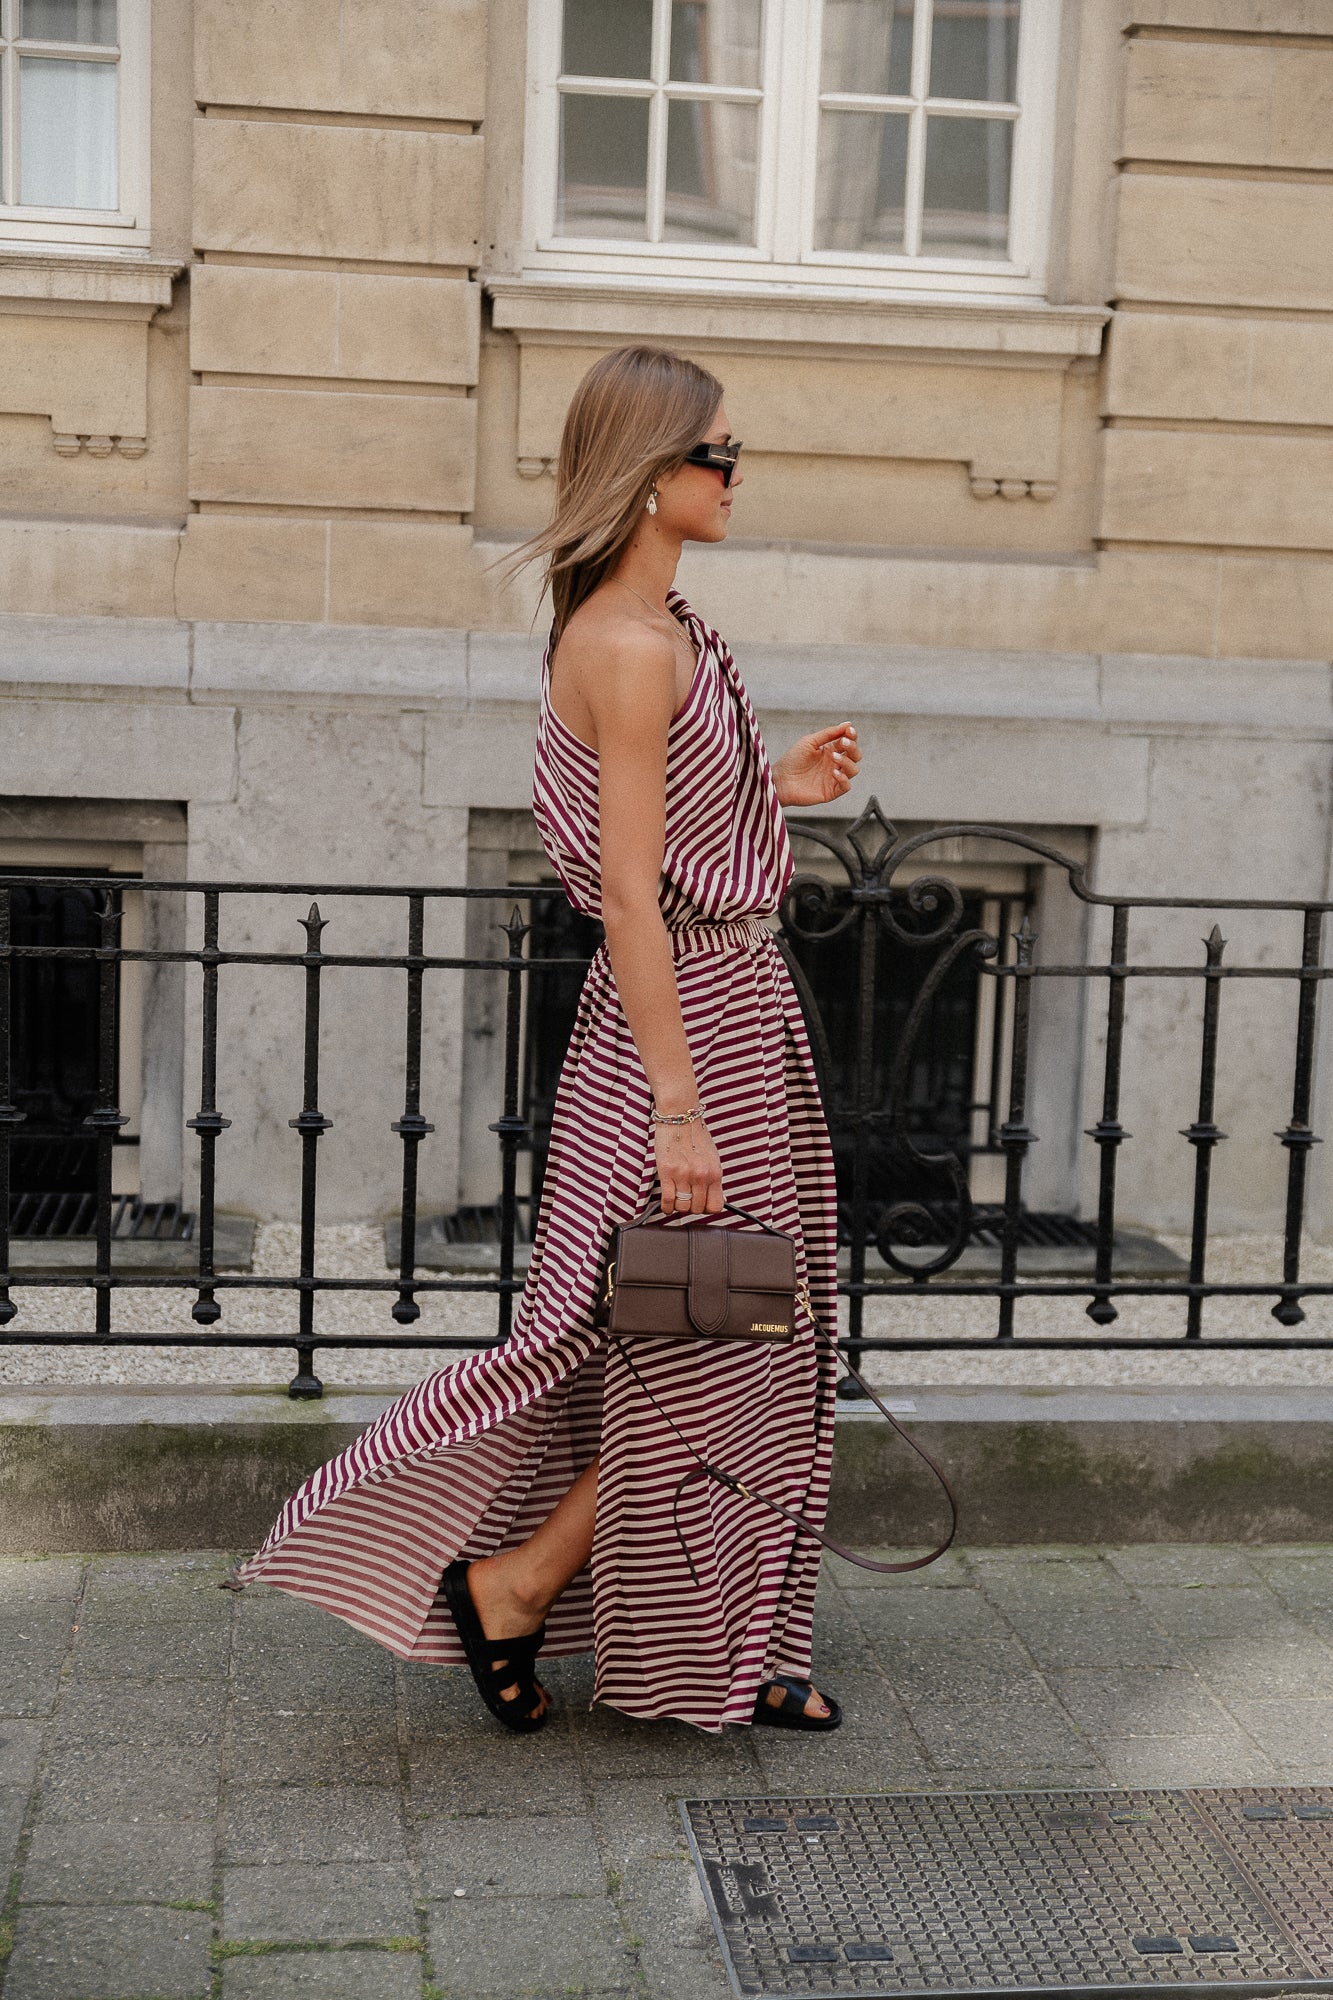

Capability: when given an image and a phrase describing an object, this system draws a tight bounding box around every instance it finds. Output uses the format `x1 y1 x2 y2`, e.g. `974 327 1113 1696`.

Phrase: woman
235 345 861 1735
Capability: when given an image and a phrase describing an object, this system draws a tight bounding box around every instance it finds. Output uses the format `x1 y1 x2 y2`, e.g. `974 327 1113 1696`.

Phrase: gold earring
646 487 658 516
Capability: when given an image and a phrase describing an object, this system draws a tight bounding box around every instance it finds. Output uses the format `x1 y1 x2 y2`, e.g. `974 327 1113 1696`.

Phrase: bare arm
565 622 724 1215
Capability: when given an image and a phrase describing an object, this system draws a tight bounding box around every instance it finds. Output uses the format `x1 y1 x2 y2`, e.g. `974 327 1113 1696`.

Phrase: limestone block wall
477 320 1107 560
176 0 491 629
0 0 192 596
1100 0 1333 578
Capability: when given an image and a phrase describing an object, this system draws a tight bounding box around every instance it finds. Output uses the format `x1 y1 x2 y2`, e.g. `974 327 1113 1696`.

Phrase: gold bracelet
650 1103 705 1126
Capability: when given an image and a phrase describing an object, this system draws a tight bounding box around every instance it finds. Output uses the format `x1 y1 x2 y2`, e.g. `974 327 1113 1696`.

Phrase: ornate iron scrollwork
779 798 1008 1284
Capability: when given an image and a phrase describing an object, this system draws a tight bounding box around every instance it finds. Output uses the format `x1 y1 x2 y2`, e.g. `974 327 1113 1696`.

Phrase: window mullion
661 82 762 102
645 0 671 242
749 0 783 261
924 98 1019 120
559 73 662 96
526 0 556 250
645 92 666 241
11 32 23 215
786 0 822 265
15 40 121 58
903 105 925 256
910 0 933 101
114 6 129 219
820 92 913 114
1008 0 1055 284
904 0 934 258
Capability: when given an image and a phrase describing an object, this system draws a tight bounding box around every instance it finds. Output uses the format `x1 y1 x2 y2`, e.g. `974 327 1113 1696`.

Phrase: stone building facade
0 0 1330 1241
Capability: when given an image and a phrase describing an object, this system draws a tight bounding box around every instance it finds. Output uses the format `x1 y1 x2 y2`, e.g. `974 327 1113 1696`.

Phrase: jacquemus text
751 1322 787 1334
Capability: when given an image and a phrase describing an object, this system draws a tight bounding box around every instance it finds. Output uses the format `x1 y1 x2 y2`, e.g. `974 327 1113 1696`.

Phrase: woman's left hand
773 723 861 807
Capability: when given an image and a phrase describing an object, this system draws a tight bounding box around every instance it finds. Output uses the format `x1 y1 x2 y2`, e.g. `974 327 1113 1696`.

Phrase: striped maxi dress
235 592 840 1733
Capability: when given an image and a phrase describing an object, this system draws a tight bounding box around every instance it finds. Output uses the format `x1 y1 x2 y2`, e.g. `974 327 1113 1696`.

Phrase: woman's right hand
655 1117 725 1216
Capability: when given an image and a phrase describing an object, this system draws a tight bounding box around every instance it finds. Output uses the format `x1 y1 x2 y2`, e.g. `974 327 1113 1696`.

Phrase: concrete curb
2 1385 1332 1553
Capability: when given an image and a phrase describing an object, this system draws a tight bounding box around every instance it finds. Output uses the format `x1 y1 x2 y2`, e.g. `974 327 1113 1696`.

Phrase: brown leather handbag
594 1201 957 1579
595 1201 801 1344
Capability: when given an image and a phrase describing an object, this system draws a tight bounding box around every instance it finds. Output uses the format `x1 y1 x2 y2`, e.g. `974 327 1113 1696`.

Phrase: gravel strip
4 1224 1333 1390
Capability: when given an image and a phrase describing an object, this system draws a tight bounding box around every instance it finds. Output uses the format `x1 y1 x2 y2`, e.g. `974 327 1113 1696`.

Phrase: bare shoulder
558 592 676 732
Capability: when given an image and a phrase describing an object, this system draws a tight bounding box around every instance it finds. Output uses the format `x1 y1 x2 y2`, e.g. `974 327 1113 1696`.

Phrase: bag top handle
628 1197 786 1237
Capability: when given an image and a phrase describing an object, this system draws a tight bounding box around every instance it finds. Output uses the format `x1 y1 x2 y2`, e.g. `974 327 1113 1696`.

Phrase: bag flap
615 1224 689 1287
726 1230 797 1293
614 1220 796 1294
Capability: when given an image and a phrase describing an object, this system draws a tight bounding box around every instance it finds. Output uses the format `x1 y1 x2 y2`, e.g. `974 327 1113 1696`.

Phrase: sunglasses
682 439 743 487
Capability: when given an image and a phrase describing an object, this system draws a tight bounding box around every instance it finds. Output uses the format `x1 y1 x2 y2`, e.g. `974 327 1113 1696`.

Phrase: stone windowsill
485 271 1110 362
0 249 184 317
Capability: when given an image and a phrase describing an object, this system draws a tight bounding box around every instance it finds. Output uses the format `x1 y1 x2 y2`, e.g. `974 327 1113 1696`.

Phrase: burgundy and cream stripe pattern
235 594 839 1733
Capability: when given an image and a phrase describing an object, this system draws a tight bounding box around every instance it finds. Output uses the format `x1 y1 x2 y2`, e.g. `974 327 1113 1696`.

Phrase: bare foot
465 1556 552 1719
764 1680 832 1721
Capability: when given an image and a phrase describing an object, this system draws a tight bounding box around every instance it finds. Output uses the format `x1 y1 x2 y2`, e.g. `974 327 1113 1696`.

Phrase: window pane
929 0 1019 104
814 109 908 252
561 0 652 79
558 91 650 237
820 0 912 98
670 0 762 90
21 0 117 45
19 57 117 207
921 114 1011 255
664 98 758 242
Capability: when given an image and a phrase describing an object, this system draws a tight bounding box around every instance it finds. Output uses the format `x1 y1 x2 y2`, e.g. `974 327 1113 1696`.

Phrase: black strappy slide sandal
753 1675 843 1732
442 1560 549 1734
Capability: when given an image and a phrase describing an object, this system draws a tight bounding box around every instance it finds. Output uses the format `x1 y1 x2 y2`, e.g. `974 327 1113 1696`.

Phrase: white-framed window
524 0 1062 296
0 0 150 248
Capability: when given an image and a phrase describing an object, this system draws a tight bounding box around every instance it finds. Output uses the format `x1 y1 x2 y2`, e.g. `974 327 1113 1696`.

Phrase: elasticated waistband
666 914 776 959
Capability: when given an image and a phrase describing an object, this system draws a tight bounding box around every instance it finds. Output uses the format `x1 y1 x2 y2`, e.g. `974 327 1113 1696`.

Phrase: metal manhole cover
682 1789 1333 1999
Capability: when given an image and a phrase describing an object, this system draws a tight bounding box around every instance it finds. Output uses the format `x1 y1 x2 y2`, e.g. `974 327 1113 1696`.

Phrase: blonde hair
510 345 723 646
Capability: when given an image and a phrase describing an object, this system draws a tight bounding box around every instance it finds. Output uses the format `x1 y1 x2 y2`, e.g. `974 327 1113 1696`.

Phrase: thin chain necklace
615 578 695 662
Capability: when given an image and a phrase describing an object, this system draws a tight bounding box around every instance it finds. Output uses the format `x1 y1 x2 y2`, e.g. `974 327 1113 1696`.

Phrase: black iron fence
3 797 1333 1398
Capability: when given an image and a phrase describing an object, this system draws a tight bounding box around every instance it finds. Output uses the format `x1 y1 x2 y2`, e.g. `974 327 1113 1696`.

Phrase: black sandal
442 1560 549 1734
753 1675 843 1732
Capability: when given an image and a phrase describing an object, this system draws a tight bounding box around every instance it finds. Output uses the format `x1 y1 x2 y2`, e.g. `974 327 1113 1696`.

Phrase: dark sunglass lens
686 441 741 485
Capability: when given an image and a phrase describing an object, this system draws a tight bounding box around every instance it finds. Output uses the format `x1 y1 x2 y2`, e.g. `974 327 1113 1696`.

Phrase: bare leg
468 1455 831 1722
466 1457 600 1713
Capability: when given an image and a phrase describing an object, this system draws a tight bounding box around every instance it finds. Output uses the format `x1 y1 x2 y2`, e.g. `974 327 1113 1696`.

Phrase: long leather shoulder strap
609 1309 958 1581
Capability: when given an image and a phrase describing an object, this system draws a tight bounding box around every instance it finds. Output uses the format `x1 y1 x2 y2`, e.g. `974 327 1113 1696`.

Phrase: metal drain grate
9 1193 194 1241
682 1789 1333 1999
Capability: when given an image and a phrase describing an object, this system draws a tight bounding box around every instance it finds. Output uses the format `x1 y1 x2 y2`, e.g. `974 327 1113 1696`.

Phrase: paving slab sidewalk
2 1544 1333 1999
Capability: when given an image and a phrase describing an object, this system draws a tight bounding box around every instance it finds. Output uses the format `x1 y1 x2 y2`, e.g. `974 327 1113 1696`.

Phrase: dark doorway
3 871 120 1209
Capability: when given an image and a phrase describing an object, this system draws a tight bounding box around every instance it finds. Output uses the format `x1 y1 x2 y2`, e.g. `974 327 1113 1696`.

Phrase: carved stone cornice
485 272 1109 364
0 251 183 319
0 254 185 455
